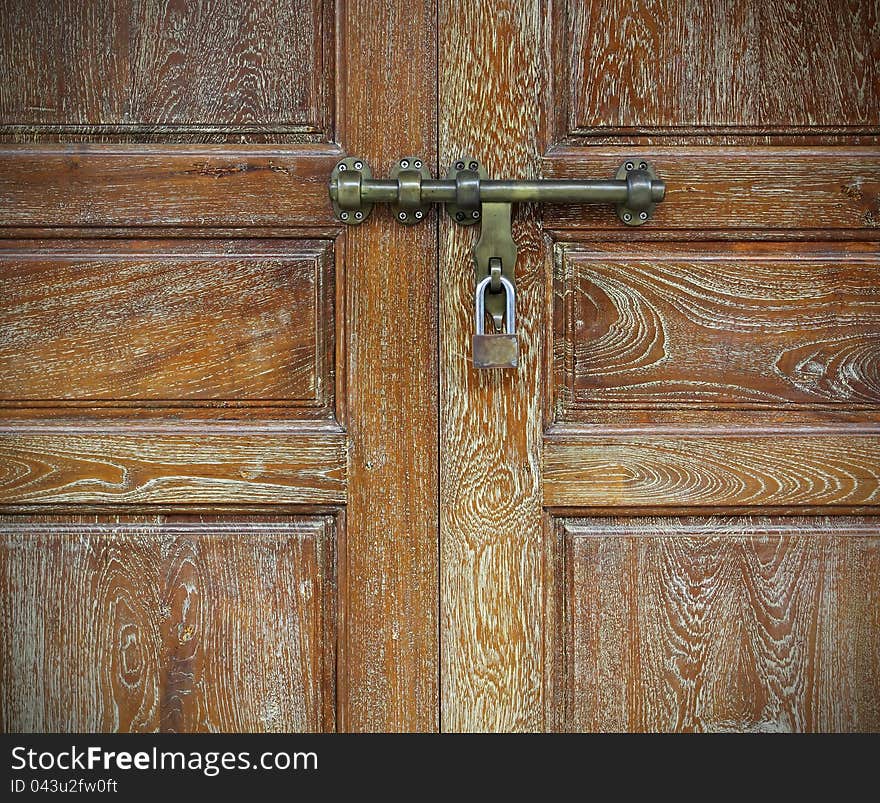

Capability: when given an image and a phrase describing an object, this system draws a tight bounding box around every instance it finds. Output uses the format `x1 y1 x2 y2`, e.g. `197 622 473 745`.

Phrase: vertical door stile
439 0 548 731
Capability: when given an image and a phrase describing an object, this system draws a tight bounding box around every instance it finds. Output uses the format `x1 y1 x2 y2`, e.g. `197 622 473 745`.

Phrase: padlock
472 274 518 368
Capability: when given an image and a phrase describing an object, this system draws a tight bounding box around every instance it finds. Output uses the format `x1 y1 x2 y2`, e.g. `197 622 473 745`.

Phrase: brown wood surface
0 0 440 733
0 0 333 141
0 515 336 732
440 0 880 732
0 240 334 406
3 0 878 735
0 146 339 228
552 242 880 414
0 430 346 507
339 0 439 732
553 0 880 140
440 0 546 731
553 516 880 732
544 148 880 232
544 432 880 508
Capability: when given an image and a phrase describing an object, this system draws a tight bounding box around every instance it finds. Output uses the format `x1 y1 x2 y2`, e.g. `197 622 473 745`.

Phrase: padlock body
473 333 518 368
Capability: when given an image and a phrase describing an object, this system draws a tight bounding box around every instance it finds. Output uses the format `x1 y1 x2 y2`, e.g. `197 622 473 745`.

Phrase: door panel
0 515 336 732
0 240 335 406
0 0 333 140
4 0 878 735
0 0 439 733
555 0 878 138
441 0 880 731
552 243 880 410
551 516 880 733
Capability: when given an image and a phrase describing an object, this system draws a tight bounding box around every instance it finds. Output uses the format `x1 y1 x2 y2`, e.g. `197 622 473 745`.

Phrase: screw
455 212 465 221
468 161 478 171
399 211 407 221
340 212 349 221
414 159 423 169
623 212 632 222
414 210 424 220
338 163 347 171
353 160 363 170
639 211 648 220
472 210 480 219
355 211 364 220
639 161 648 170
400 159 410 168
455 161 465 170
625 161 634 171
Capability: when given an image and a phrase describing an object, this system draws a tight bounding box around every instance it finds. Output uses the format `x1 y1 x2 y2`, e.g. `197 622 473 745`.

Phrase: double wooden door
1 1 878 732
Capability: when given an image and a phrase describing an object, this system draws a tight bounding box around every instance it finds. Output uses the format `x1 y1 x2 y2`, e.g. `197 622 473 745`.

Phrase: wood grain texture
553 0 880 140
0 0 440 735
0 0 333 140
0 430 346 506
440 0 547 731
0 240 334 408
0 146 339 227
543 433 880 508
0 514 336 732
440 0 880 734
553 516 880 732
544 148 880 231
552 242 880 418
339 0 439 732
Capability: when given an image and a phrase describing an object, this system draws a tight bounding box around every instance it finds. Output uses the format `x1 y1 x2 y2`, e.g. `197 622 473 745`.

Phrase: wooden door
0 1 438 732
440 1 880 731
3 1 878 737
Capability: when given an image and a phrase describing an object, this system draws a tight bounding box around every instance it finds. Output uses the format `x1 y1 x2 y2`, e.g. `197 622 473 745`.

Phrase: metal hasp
329 156 666 368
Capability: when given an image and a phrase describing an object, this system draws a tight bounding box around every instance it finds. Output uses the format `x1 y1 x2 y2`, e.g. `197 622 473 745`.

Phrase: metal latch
329 156 666 368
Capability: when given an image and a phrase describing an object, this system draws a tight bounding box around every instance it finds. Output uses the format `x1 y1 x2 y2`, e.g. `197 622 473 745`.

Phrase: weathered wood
544 148 880 231
551 242 880 417
553 0 880 140
340 0 439 732
3 0 878 737
442 0 880 735
440 0 546 732
0 0 354 735
543 433 880 508
553 516 880 732
0 0 333 140
0 0 441 735
0 431 346 506
0 240 334 408
0 146 339 227
0 514 336 732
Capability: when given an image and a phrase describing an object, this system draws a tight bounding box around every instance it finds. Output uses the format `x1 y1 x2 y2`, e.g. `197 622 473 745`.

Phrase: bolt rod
349 178 665 207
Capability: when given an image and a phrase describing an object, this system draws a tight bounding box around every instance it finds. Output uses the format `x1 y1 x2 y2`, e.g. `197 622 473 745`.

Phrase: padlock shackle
475 275 516 335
